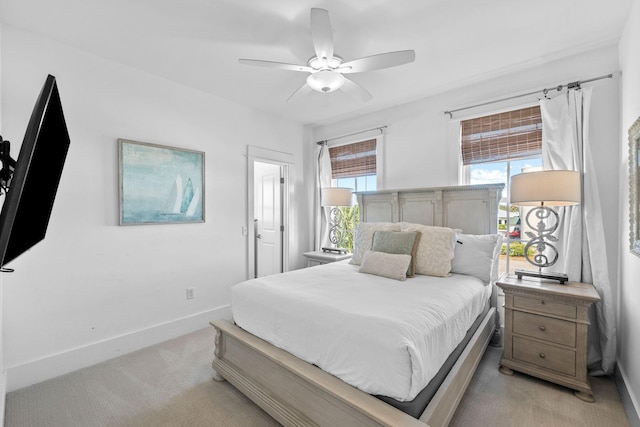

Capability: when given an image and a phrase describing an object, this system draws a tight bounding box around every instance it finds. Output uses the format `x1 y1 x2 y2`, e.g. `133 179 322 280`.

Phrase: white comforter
231 260 491 402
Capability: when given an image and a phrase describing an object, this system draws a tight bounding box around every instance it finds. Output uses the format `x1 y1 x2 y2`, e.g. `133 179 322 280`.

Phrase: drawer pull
539 325 546 331
539 353 546 359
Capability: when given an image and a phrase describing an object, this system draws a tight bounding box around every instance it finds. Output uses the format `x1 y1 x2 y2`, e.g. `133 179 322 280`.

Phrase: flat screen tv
0 74 70 268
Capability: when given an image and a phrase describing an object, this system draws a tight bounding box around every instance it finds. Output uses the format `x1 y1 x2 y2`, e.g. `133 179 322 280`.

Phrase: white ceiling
0 0 633 126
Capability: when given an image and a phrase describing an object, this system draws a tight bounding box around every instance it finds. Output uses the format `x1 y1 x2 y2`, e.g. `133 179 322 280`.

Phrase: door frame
247 146 293 280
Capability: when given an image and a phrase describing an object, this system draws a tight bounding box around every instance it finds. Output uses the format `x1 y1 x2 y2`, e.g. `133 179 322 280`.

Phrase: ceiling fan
239 8 415 102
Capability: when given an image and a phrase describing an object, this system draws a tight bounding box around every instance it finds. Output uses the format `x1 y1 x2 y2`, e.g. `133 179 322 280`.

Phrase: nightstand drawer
513 295 577 319
513 336 576 376
513 311 576 346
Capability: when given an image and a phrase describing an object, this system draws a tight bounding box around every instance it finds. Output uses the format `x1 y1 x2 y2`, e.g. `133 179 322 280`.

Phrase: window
460 106 543 275
329 139 378 251
461 106 542 166
329 138 377 192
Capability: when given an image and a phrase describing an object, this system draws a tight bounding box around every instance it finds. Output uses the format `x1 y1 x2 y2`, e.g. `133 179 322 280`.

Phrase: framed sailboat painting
118 139 205 225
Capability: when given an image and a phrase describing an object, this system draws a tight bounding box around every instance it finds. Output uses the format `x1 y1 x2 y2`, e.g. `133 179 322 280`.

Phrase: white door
254 161 282 277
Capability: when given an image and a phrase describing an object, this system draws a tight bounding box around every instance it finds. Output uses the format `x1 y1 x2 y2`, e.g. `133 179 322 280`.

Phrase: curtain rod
316 125 387 145
444 72 618 119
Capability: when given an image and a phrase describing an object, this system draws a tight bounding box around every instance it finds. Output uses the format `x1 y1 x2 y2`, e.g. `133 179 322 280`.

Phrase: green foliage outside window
501 242 535 257
499 204 520 213
336 205 360 253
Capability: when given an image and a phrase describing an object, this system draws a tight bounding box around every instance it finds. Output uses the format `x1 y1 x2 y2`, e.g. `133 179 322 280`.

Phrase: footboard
211 307 496 427
211 319 426 427
420 307 496 426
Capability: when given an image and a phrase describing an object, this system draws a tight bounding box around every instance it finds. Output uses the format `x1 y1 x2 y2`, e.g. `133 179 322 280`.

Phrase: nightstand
497 273 601 402
303 250 352 267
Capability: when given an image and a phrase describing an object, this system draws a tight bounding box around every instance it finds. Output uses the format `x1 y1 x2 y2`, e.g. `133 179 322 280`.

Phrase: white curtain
540 87 617 375
314 143 332 250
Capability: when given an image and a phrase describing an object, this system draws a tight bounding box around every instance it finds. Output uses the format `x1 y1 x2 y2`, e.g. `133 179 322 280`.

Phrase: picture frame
629 116 640 257
118 139 205 225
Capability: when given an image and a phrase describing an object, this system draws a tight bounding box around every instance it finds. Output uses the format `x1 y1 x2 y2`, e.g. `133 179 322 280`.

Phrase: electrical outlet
186 287 195 300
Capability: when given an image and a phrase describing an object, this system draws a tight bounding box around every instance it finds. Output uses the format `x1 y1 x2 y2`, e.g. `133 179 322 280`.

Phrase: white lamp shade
510 170 581 206
307 70 346 93
321 187 353 207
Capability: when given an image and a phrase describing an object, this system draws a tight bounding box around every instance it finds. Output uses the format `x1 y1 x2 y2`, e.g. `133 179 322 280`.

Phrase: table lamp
321 187 353 253
510 170 581 284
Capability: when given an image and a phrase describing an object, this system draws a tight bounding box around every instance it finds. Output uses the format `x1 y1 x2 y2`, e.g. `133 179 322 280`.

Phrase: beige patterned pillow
400 223 457 277
359 251 412 281
349 222 402 265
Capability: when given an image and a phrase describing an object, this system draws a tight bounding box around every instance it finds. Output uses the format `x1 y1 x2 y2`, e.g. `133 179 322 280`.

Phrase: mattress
231 260 491 402
376 301 490 417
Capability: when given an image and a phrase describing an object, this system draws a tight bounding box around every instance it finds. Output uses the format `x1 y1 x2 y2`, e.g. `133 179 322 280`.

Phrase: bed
211 184 504 427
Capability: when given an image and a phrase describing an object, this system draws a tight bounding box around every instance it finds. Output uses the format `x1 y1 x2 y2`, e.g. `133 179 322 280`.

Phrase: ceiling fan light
308 57 323 69
308 55 342 70
307 70 345 93
327 57 342 68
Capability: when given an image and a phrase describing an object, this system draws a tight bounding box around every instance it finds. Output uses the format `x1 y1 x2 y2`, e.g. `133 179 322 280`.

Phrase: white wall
0 26 310 391
313 46 621 298
618 0 640 419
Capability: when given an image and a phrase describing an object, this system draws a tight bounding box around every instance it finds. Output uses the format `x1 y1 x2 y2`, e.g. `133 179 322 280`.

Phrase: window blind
329 139 376 179
461 106 542 165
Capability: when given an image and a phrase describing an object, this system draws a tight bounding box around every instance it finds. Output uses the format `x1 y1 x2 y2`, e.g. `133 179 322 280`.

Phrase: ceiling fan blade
338 50 415 74
310 8 334 63
286 82 313 102
341 78 372 102
239 59 312 73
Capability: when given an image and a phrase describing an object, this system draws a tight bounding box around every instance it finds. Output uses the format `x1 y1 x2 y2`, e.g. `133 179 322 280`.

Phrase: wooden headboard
355 184 504 234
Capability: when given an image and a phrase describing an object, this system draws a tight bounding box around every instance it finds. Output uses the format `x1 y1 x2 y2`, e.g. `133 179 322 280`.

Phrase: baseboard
616 363 640 427
6 305 231 393
0 369 6 427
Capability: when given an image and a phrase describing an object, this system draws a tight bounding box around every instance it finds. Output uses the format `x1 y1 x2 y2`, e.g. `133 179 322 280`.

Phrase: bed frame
211 184 504 427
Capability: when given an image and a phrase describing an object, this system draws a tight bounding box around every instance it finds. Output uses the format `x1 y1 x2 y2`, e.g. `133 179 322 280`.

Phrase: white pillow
451 233 502 284
399 223 458 277
349 222 401 265
359 251 412 281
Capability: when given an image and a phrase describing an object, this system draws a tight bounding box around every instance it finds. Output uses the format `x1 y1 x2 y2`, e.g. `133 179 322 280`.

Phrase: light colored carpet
449 346 629 427
5 327 630 427
5 328 278 427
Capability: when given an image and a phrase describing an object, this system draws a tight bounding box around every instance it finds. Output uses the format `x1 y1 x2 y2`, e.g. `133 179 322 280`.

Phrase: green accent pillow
371 230 421 277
